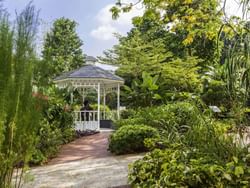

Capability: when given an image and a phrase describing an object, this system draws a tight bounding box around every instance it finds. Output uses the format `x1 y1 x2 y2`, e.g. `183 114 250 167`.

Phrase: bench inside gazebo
54 64 124 131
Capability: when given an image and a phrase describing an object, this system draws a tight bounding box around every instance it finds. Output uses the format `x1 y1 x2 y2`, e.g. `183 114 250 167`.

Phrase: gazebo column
97 83 100 130
69 86 74 104
82 89 85 104
103 88 106 120
70 92 74 104
117 83 120 120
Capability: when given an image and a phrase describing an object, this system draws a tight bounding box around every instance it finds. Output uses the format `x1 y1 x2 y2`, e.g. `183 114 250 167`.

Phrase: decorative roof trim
54 77 124 84
54 64 124 82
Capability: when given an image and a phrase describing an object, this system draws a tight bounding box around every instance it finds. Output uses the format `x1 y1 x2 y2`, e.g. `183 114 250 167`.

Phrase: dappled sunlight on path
49 132 113 165
22 131 143 188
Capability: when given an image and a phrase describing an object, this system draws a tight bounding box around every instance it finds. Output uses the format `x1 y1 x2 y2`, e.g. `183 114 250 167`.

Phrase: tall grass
0 3 40 187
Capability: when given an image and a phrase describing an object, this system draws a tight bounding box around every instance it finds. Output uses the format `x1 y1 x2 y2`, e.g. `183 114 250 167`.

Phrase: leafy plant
123 71 162 107
115 102 203 138
129 147 250 188
0 4 40 187
109 125 160 154
202 80 231 107
30 88 75 165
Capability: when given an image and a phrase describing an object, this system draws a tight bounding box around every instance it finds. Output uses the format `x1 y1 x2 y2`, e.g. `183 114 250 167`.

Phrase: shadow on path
21 130 143 187
49 131 113 165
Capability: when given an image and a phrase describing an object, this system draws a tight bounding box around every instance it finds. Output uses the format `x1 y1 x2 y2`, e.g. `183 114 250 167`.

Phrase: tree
101 29 172 83
111 0 223 64
162 57 202 94
42 17 84 82
0 4 40 187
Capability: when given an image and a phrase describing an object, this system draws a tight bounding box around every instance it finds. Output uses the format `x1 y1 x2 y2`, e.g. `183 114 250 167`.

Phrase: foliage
125 102 248 187
111 0 222 63
113 29 171 82
108 1 250 187
31 88 75 165
41 17 84 84
129 147 250 188
120 108 137 119
115 102 203 137
33 120 63 162
161 57 202 93
221 21 250 105
43 89 74 139
123 71 162 107
91 104 110 112
109 125 160 155
101 23 203 107
202 80 231 107
0 4 40 187
116 102 239 157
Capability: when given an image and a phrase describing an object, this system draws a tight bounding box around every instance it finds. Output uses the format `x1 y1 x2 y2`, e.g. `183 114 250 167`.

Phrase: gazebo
54 64 124 131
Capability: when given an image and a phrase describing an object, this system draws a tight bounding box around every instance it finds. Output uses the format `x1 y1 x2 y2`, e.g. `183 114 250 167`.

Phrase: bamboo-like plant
0 3 39 187
220 0 250 105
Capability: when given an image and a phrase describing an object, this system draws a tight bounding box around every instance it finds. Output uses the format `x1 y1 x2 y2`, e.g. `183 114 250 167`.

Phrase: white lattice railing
73 110 119 131
74 110 98 122
74 111 99 131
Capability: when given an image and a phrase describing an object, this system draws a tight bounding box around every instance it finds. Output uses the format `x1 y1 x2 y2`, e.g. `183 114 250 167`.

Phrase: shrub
115 102 203 136
120 109 137 119
30 120 63 164
129 147 250 187
109 125 160 154
202 80 231 108
31 89 75 165
114 117 144 130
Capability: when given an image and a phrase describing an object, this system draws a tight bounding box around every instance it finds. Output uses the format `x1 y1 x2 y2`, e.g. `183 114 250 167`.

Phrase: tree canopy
42 17 84 80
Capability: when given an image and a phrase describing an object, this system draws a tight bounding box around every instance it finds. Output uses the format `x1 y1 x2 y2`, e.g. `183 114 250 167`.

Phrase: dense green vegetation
0 2 84 187
109 125 159 154
0 4 40 187
0 0 250 187
38 17 84 86
30 88 75 165
106 0 250 187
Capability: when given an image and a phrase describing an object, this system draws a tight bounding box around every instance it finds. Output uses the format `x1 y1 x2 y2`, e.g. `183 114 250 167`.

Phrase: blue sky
3 0 142 57
2 0 241 57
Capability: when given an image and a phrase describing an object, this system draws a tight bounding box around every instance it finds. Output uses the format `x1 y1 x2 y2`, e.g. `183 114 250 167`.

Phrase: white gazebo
54 64 124 131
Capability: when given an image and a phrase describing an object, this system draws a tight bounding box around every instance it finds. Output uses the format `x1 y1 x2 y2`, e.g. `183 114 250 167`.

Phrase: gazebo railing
74 110 99 131
73 110 119 131
74 110 98 122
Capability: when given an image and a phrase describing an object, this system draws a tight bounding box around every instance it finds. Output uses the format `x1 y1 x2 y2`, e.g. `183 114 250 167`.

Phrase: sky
2 0 242 57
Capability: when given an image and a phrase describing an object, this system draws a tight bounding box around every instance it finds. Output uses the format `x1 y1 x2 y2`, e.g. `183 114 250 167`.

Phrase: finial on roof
85 56 98 65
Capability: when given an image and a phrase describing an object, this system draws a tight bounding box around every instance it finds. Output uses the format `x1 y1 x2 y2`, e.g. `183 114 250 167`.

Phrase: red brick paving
48 132 113 165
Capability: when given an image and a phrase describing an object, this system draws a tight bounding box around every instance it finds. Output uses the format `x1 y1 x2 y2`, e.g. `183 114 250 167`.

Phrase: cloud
90 25 117 41
91 2 143 41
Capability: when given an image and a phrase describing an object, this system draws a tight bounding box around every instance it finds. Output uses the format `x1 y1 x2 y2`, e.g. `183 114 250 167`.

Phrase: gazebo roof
85 56 98 62
54 64 124 82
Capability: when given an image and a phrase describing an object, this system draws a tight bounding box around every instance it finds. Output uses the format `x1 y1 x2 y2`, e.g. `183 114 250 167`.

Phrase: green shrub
30 150 47 166
61 128 75 144
31 120 63 164
91 104 110 112
109 125 160 154
129 147 250 187
120 109 137 119
114 117 144 130
31 90 75 165
202 80 231 108
115 102 203 136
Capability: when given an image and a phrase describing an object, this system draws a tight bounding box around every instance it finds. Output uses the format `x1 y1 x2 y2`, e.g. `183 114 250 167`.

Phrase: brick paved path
49 131 112 165
21 131 143 188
